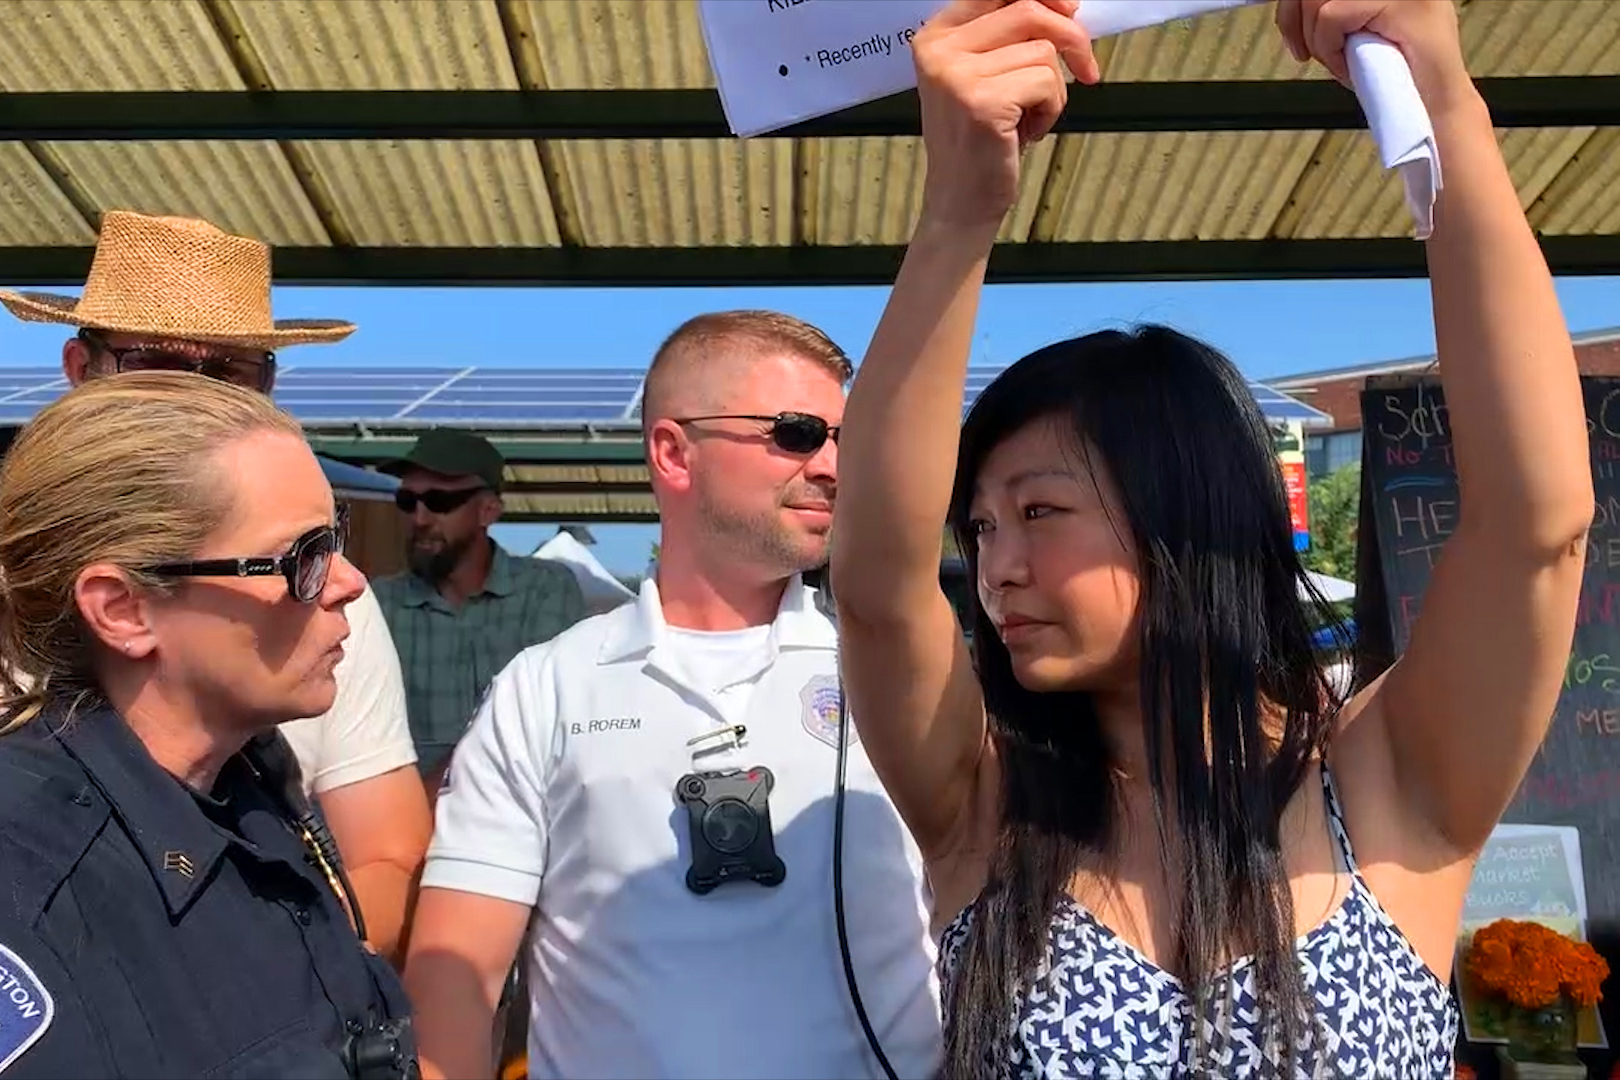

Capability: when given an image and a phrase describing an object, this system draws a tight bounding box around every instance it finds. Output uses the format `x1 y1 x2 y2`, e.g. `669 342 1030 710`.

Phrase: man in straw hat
0 209 432 966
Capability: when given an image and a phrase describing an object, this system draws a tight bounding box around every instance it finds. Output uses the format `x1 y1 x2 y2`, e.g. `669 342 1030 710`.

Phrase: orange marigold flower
1463 919 1609 1011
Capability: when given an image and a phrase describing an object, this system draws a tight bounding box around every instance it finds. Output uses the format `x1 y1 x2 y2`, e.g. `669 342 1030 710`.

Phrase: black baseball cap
379 429 505 491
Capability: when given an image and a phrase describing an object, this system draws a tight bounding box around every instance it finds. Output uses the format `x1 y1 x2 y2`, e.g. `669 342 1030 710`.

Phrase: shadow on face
140 431 365 727
967 416 1142 694
63 330 276 392
679 353 845 579
395 467 499 582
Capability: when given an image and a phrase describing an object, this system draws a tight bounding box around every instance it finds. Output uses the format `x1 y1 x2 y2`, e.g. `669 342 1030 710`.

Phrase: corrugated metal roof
504 491 659 522
0 0 1613 283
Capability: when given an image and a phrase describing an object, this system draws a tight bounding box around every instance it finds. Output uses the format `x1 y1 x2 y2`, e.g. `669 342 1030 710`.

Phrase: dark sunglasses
79 329 277 393
142 505 349 604
394 487 487 514
675 412 839 454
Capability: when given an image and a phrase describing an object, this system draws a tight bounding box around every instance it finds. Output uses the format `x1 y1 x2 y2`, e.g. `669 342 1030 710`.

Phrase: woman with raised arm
829 0 1593 1076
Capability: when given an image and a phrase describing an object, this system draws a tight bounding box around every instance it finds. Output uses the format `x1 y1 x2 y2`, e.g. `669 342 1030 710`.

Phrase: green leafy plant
1303 464 1360 581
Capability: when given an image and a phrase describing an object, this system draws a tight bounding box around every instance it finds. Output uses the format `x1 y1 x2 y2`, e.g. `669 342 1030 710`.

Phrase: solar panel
268 363 645 423
0 363 1330 428
281 366 467 379
279 377 450 391
467 387 643 395
404 403 629 423
283 402 417 421
0 391 62 406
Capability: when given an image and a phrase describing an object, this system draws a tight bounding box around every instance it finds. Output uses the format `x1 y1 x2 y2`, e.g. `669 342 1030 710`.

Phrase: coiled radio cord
245 731 369 944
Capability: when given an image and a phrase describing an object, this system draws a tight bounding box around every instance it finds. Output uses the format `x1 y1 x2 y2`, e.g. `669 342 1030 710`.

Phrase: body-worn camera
343 1017 420 1080
675 767 787 895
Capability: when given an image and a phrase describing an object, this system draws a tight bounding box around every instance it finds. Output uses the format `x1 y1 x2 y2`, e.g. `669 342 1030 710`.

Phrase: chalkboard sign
1360 374 1620 1067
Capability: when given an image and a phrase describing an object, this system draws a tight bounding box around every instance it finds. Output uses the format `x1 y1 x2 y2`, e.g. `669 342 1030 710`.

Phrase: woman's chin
281 676 339 723
1010 641 1120 694
1012 655 1083 693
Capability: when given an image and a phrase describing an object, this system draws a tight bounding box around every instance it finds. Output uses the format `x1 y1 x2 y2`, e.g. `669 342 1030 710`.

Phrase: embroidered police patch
799 673 857 749
0 943 54 1073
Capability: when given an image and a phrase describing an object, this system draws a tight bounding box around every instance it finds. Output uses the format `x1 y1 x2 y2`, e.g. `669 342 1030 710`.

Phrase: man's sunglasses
142 505 349 604
79 329 277 393
394 487 487 514
675 412 839 454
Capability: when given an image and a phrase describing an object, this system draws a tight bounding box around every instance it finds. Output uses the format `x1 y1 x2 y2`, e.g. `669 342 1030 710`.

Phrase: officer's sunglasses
394 486 487 514
78 329 277 393
142 505 349 604
675 412 839 454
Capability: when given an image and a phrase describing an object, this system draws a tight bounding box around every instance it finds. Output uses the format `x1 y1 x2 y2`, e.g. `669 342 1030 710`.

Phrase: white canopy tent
1302 571 1356 604
533 531 636 615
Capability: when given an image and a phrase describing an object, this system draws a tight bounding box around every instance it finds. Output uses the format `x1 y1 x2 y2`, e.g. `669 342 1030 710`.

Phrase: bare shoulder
1327 679 1480 976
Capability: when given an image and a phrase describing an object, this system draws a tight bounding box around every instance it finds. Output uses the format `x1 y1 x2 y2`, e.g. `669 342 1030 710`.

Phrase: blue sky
3 274 1617 574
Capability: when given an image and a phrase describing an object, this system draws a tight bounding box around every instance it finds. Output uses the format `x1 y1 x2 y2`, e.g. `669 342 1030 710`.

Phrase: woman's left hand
1274 0 1475 117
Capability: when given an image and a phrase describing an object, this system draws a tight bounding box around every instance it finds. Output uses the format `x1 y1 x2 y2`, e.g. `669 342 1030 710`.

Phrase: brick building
1267 325 1620 480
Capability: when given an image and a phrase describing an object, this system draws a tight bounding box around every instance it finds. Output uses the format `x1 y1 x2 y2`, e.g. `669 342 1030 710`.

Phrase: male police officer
404 311 942 1079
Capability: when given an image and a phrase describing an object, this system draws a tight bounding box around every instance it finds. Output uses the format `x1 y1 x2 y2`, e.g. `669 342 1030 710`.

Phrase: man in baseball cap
373 429 584 779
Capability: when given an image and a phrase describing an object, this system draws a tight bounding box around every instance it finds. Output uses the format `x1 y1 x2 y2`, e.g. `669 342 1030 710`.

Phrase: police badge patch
799 674 858 749
0 942 54 1073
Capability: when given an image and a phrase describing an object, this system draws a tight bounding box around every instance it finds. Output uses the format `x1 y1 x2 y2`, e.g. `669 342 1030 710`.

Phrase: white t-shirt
281 582 417 797
423 576 943 1080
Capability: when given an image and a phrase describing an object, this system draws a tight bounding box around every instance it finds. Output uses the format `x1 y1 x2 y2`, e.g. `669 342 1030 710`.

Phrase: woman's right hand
913 0 1098 232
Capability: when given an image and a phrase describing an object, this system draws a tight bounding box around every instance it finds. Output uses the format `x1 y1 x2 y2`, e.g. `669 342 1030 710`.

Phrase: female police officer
0 374 417 1079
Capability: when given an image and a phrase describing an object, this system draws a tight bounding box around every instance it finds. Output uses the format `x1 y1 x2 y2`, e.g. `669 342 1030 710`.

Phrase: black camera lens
679 776 706 800
701 798 759 855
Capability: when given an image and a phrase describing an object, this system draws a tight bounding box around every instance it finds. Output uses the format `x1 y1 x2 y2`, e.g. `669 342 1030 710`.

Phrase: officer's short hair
640 310 852 438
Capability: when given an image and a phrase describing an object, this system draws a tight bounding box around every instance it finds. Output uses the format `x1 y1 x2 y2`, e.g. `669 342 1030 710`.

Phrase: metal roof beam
306 437 648 465
3 236 1618 287
502 508 661 524
0 78 1615 141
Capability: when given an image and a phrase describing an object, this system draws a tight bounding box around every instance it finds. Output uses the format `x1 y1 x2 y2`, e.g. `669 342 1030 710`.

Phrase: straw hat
0 210 354 349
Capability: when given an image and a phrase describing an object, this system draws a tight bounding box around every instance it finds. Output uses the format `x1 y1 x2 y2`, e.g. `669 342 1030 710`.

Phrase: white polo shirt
423 576 943 1080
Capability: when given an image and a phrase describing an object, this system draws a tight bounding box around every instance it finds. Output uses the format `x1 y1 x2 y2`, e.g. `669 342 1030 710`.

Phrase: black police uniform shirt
0 702 411 1078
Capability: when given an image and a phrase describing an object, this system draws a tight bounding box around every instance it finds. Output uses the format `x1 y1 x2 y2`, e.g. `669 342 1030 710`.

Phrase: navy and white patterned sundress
938 769 1461 1078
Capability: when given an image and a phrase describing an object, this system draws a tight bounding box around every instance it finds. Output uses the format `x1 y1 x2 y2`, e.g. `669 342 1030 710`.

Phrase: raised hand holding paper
697 0 1441 237
1346 31 1442 237
696 0 1251 138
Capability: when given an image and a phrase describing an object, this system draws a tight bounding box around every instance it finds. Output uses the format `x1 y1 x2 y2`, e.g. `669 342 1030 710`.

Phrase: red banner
1282 457 1309 537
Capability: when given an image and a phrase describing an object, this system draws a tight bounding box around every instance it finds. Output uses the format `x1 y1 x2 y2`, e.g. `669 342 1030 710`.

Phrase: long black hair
942 325 1338 1077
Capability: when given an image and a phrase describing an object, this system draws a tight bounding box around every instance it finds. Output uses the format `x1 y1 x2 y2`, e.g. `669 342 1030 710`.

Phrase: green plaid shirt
372 544 585 772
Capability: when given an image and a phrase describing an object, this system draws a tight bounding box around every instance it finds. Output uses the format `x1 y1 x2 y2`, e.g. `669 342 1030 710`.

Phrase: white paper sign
1464 823 1588 924
698 0 1441 236
697 0 1256 140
